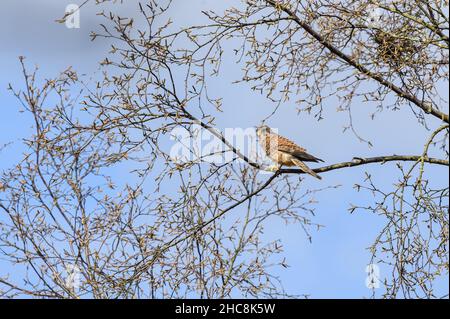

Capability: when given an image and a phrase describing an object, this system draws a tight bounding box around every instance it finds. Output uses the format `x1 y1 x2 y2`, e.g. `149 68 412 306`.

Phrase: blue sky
0 0 448 298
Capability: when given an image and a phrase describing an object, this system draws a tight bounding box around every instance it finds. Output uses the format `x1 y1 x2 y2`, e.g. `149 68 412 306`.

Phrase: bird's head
256 125 271 138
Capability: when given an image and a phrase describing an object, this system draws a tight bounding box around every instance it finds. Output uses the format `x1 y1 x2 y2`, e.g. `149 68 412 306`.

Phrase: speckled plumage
256 125 323 179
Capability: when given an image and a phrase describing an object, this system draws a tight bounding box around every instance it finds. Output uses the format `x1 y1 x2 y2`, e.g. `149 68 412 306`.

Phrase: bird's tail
291 158 322 180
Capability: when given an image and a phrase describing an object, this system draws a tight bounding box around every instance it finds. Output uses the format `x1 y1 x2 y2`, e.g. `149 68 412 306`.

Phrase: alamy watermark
169 125 278 170
65 264 81 292
365 263 381 289
64 4 81 29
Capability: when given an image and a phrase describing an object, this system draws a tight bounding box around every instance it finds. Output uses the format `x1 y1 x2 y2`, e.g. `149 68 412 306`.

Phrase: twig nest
373 29 418 68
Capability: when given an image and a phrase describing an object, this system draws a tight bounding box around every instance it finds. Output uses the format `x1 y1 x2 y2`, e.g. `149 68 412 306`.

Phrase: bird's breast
268 151 295 166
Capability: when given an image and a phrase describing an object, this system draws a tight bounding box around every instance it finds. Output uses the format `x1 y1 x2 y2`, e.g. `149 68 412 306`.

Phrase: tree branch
185 117 447 174
129 154 447 280
279 155 448 175
265 0 449 123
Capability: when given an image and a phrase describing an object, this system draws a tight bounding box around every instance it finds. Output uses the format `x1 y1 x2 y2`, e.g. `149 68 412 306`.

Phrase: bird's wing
291 158 322 180
275 134 324 163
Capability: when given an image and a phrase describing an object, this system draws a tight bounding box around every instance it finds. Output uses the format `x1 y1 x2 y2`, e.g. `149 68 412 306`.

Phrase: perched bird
256 125 324 179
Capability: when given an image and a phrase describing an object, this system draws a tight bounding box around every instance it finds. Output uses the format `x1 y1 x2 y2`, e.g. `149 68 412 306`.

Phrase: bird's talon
266 165 279 172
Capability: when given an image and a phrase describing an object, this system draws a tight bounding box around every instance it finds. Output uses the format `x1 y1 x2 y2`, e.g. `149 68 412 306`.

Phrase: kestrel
256 125 324 179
